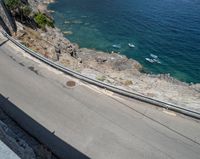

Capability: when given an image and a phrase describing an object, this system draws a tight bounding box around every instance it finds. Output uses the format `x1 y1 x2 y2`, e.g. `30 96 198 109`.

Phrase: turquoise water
48 0 200 83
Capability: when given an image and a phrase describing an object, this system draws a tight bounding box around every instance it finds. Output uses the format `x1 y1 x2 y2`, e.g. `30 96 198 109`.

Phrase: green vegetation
5 0 32 20
4 0 54 30
34 13 54 30
124 80 133 86
4 0 20 10
96 75 106 82
21 5 32 17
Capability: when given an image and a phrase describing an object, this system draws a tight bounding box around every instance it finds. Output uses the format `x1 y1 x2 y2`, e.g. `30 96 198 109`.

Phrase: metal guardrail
1 31 200 119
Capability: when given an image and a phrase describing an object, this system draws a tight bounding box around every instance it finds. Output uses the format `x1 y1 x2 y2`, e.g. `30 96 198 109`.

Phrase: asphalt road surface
0 35 200 159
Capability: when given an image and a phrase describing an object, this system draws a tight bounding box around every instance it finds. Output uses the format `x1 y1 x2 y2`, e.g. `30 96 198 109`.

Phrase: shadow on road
0 94 90 159
0 39 8 46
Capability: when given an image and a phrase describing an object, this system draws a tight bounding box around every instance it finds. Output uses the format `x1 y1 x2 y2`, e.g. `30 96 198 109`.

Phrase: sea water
48 0 200 83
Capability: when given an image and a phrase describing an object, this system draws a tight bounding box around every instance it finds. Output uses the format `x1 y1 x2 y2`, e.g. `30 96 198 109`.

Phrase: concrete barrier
1 31 200 120
0 94 90 159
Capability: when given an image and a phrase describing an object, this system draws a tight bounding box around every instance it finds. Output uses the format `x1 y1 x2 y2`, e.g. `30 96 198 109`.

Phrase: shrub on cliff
4 0 54 30
4 0 20 10
4 0 32 20
34 13 54 30
21 5 32 17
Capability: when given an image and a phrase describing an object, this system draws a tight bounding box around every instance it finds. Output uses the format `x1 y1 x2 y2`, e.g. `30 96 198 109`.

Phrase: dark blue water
48 0 200 83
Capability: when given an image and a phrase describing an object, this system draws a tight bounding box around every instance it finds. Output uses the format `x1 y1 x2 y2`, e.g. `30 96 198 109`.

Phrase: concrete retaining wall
0 94 89 159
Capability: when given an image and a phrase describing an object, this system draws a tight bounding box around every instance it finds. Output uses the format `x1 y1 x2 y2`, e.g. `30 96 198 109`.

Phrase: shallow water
48 0 200 83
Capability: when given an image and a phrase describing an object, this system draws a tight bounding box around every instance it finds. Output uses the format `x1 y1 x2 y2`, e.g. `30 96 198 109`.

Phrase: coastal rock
66 44 77 57
37 3 47 13
190 84 200 93
40 27 78 57
112 59 129 71
48 47 59 61
77 48 142 73
54 45 61 54
95 56 107 64
112 57 142 72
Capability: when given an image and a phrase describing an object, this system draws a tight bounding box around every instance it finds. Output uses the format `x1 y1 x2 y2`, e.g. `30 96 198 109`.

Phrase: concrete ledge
0 94 89 159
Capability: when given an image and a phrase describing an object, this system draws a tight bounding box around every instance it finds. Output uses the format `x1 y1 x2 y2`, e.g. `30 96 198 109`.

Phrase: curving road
0 35 200 159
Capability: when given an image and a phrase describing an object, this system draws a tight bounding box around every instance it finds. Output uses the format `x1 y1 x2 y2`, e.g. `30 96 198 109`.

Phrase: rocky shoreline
14 0 200 111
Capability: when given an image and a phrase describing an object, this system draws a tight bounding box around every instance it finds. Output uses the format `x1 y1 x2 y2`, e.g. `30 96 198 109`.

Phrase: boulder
95 56 107 64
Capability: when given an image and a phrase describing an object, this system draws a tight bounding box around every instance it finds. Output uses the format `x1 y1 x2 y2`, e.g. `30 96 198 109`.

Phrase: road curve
0 36 200 159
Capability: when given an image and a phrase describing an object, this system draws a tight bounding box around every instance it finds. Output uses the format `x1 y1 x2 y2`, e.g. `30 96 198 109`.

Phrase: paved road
0 35 200 159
